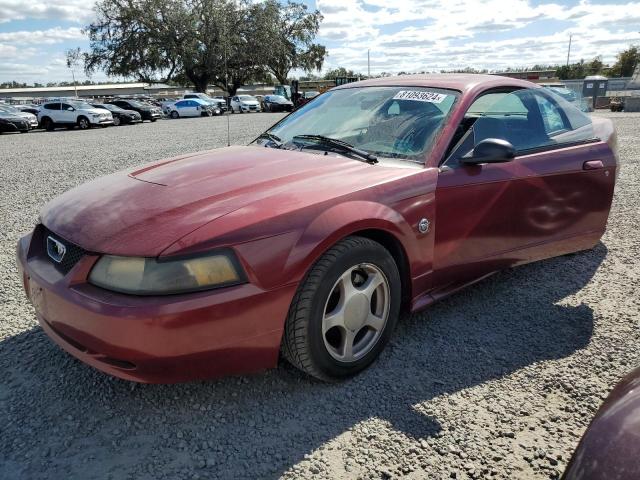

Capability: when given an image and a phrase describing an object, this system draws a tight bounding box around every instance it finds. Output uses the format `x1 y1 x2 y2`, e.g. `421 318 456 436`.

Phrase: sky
0 0 639 84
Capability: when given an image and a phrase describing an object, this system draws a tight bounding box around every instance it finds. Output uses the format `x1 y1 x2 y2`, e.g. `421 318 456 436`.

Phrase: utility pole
367 49 370 77
566 34 572 67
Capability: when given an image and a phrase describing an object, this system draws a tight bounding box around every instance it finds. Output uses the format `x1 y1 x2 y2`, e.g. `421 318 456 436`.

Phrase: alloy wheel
322 263 390 362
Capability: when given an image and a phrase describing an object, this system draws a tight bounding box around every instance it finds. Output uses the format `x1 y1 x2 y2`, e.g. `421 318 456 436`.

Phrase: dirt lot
1 112 638 480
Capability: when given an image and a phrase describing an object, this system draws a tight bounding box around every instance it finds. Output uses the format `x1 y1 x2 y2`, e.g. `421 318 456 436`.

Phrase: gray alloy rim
79 118 89 129
322 263 390 363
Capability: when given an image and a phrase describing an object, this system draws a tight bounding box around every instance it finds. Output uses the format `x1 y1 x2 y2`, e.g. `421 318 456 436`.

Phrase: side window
44 103 60 111
60 103 72 111
446 88 595 165
534 93 568 135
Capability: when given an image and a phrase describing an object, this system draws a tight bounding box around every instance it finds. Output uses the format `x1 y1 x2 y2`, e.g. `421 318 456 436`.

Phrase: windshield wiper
292 134 378 164
256 132 283 148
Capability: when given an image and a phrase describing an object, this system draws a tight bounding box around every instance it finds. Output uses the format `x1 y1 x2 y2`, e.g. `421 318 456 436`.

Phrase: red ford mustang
16 75 618 383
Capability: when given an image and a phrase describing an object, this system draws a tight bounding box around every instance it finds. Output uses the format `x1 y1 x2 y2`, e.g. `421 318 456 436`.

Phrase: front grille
42 227 87 275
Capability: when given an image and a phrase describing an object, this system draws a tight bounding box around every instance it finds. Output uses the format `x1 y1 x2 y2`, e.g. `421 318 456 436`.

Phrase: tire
41 117 54 131
77 116 90 130
282 236 401 381
113 116 121 126
170 111 179 119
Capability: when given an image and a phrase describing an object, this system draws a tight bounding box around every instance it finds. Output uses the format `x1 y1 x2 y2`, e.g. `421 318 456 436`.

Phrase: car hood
0 115 26 122
240 100 259 105
82 108 111 115
41 146 419 257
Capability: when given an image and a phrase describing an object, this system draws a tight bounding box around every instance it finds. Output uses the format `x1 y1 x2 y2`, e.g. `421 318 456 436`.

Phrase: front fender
285 201 418 280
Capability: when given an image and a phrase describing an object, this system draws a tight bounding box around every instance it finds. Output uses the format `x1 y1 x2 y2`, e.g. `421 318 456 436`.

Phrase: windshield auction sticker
393 90 447 103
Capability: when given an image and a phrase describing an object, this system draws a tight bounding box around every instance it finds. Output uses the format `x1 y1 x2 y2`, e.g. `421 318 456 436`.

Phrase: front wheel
170 111 179 119
282 236 401 381
77 116 90 129
113 116 121 126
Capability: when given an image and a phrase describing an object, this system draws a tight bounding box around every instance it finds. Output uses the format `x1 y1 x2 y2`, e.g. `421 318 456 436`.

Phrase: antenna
223 15 230 147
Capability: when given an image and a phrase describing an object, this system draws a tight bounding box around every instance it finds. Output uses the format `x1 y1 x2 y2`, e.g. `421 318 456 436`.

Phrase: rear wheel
41 117 54 131
282 236 401 381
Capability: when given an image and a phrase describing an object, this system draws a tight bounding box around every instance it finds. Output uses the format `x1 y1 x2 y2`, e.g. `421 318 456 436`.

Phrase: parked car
562 366 640 479
263 95 294 112
297 90 320 107
230 94 261 113
107 99 163 122
168 99 218 119
37 100 114 130
542 86 591 112
15 104 41 116
17 74 617 383
183 93 227 113
91 103 142 126
0 104 39 129
0 111 30 133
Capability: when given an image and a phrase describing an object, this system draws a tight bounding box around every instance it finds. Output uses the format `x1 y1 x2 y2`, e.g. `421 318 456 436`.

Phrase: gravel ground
1 112 638 480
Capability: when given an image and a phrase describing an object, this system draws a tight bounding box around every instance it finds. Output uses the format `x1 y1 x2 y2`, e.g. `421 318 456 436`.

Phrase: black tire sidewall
306 241 401 379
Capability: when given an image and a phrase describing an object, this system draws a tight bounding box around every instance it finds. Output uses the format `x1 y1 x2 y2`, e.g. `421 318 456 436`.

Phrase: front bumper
17 230 297 383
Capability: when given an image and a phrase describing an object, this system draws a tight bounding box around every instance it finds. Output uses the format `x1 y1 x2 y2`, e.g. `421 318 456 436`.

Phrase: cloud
0 0 95 23
316 0 640 73
0 27 84 45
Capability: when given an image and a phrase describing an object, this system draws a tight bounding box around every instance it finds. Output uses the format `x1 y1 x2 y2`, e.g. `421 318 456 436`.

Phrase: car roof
333 74 537 94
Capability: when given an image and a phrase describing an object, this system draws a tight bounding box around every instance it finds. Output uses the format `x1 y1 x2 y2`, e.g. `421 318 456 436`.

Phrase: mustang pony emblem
46 236 66 263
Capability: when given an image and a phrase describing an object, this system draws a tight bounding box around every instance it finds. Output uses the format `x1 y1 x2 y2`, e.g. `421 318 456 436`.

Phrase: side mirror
462 138 515 165
67 107 75 111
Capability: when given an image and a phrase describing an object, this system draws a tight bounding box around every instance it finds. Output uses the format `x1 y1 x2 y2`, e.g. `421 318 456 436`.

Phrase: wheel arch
350 228 412 311
284 201 419 308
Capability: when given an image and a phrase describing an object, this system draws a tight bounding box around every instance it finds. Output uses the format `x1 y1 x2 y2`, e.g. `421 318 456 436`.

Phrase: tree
587 56 604 75
610 45 639 77
65 47 83 97
261 0 326 84
323 67 358 80
84 0 325 93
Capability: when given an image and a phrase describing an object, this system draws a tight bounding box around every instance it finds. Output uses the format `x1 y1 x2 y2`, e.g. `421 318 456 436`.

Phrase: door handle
583 160 604 170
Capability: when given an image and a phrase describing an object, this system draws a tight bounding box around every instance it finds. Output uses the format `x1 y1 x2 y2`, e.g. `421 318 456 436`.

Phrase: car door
433 88 615 289
59 103 76 124
432 91 523 288
503 88 616 262
40 102 60 122
178 100 195 116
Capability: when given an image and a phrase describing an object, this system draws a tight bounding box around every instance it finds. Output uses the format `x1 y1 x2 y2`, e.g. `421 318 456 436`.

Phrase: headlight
88 250 245 295
92 113 101 118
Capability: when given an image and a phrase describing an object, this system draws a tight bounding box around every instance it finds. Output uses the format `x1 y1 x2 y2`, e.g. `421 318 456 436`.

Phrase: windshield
0 104 19 113
239 95 255 101
260 86 458 162
123 100 145 108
